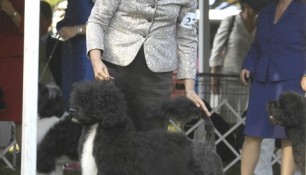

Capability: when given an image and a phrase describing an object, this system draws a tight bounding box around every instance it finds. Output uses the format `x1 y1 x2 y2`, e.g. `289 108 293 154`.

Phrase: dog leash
39 34 61 83
108 76 115 84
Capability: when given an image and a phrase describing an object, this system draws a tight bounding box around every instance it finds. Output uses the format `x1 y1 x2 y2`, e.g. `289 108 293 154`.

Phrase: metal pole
198 0 210 73
21 0 39 174
197 0 210 98
198 0 204 73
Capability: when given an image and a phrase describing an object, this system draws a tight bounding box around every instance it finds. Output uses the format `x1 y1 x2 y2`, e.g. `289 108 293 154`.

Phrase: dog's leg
51 164 64 175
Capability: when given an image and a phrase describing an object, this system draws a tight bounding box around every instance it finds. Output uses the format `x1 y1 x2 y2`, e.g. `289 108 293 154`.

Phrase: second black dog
37 83 82 174
267 91 306 174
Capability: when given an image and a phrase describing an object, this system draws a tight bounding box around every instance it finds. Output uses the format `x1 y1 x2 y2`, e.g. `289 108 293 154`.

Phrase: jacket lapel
275 1 299 25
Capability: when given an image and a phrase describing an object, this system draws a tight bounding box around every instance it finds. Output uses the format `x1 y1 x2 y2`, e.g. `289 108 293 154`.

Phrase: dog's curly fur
70 80 223 175
37 83 82 174
38 83 66 119
267 91 306 174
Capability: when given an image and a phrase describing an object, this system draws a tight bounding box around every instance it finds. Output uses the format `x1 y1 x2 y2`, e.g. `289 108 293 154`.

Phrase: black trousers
104 46 172 131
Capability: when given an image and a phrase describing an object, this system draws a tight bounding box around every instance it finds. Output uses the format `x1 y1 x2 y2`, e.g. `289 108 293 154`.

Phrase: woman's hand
89 49 110 80
186 90 211 117
240 69 250 85
57 26 78 41
184 79 211 117
301 76 306 92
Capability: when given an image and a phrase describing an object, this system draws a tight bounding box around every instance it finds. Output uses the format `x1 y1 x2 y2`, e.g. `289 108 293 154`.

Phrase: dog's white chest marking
81 124 98 175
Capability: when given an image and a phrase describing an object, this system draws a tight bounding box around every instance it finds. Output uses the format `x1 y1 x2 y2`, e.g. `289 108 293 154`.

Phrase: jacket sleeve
241 40 260 75
241 12 263 75
303 4 306 75
176 0 198 80
86 0 120 55
209 16 234 67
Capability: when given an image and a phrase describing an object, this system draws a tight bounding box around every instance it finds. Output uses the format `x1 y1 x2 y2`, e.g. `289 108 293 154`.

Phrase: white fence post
21 0 39 174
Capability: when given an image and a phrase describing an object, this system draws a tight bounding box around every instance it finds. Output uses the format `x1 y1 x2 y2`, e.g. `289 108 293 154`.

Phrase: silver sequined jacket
86 0 198 79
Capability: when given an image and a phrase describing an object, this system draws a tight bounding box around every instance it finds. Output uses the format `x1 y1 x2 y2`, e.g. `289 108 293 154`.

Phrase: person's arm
57 24 86 41
210 66 221 94
184 79 210 116
176 2 197 81
209 16 235 69
175 0 210 116
301 76 306 92
86 0 120 57
0 0 22 28
240 10 264 84
86 0 120 81
240 39 259 85
89 49 110 80
301 8 306 92
209 16 236 94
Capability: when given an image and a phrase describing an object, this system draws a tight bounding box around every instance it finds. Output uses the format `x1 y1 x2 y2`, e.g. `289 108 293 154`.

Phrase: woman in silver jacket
86 0 210 131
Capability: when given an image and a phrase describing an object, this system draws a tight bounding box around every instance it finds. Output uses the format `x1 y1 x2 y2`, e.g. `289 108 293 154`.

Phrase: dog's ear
165 96 205 122
38 83 52 116
279 92 306 127
38 83 66 118
267 101 281 116
100 113 128 129
98 93 129 129
267 92 306 127
266 100 286 125
144 96 205 125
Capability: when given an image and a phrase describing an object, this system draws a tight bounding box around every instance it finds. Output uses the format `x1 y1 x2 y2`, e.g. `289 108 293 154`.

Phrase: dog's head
267 91 306 127
145 96 206 124
69 80 128 128
38 83 66 118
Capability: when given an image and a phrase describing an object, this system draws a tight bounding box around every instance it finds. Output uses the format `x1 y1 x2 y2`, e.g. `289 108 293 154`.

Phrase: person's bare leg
241 136 262 175
281 139 295 175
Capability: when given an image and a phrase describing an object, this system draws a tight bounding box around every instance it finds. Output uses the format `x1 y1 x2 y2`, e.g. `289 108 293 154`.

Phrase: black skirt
104 46 172 131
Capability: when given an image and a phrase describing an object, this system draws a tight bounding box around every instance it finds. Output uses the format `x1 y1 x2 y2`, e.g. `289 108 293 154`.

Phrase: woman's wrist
184 78 195 88
76 25 84 34
185 90 195 94
89 49 103 61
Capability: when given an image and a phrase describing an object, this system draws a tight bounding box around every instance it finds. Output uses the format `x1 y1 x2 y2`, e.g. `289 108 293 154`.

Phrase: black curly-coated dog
37 83 82 175
267 91 306 174
70 80 223 175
